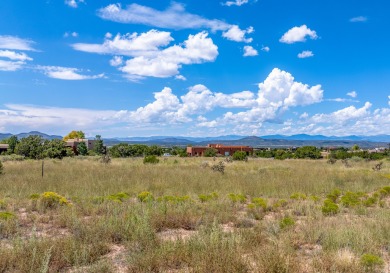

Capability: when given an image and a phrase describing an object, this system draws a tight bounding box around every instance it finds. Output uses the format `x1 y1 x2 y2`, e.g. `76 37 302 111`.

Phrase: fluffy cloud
347 91 357 98
0 60 25 71
98 3 253 43
350 16 367 23
388 95 390 106
311 102 372 124
261 46 270 52
37 66 105 80
72 30 173 56
298 50 314 58
258 68 323 108
74 31 218 79
0 35 35 51
223 26 253 43
280 25 318 44
0 49 33 71
243 45 258 57
0 50 32 61
65 0 84 8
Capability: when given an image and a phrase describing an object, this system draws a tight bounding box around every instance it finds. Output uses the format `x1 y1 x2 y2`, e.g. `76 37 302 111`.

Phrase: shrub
360 254 384 270
279 216 295 229
322 199 339 215
40 192 70 209
0 199 6 209
211 161 225 174
232 151 247 161
290 192 307 200
0 212 15 220
143 155 159 164
198 192 218 202
29 193 40 200
137 191 154 202
341 191 364 207
0 161 3 174
310 195 320 202
326 188 342 202
363 196 378 207
204 148 218 157
251 197 267 210
272 199 288 209
228 193 246 203
107 192 130 202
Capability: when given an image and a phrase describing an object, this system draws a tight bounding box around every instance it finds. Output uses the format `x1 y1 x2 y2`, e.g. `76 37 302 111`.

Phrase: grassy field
0 156 389 272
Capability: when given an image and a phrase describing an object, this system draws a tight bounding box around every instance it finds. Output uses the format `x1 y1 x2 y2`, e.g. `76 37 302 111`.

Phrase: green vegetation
204 148 218 157
232 151 248 161
143 155 159 164
0 157 389 272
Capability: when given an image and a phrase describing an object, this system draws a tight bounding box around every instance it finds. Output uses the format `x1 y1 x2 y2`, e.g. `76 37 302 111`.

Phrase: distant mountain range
0 131 62 140
1 131 389 148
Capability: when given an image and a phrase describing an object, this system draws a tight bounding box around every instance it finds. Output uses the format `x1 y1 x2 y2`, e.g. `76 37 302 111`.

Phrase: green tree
76 141 88 156
63 130 85 141
146 145 163 156
93 135 105 155
351 144 360 151
294 146 321 159
7 136 19 154
204 148 218 157
44 139 68 159
232 151 247 161
15 135 45 159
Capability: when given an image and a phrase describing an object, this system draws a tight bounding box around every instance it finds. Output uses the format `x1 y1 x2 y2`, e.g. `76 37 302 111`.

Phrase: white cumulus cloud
298 50 314 58
280 25 318 44
261 46 270 52
64 32 79 38
243 46 258 57
74 31 218 79
0 60 25 71
37 66 105 80
97 3 253 43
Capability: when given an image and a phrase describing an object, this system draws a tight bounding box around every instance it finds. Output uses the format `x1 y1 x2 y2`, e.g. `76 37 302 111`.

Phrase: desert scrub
143 155 159 164
272 199 288 210
198 192 218 202
326 188 342 202
290 192 307 200
0 199 6 209
322 199 339 215
228 193 246 203
0 161 3 174
279 216 295 229
39 191 70 209
107 192 130 202
360 253 384 271
341 191 366 207
251 197 267 210
0 211 15 220
137 191 154 202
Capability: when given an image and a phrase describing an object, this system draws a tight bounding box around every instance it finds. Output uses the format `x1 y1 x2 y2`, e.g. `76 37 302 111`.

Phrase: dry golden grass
0 156 389 272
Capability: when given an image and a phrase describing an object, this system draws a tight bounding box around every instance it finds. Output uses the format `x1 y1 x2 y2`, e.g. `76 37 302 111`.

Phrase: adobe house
65 139 96 154
187 144 253 157
0 144 9 154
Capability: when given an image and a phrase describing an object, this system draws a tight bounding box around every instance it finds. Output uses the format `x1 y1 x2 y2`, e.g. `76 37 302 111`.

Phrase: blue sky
1 0 390 137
